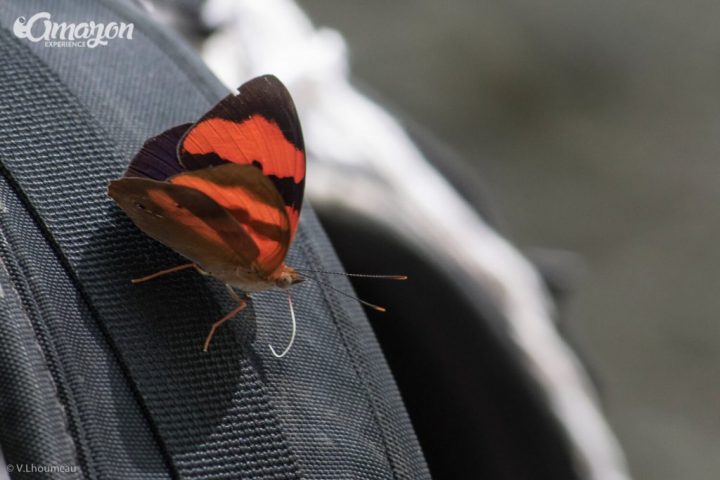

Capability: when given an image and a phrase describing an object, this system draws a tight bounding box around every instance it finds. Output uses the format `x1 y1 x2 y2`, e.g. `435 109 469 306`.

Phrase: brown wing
168 163 291 276
107 176 260 274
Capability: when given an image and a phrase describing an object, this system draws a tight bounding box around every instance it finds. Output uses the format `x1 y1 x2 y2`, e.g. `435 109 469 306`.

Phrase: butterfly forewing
178 75 306 241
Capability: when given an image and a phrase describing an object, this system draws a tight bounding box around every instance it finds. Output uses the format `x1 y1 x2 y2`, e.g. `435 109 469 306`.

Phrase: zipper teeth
0 226 92 478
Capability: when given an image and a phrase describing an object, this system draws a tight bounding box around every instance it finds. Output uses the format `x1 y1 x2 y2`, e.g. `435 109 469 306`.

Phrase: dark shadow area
82 205 283 471
318 208 581 480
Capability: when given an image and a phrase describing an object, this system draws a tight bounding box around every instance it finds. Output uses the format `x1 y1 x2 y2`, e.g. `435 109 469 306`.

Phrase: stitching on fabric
0 241 85 478
297 235 401 480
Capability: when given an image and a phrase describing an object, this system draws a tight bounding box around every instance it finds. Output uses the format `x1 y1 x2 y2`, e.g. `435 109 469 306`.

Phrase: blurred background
297 1 720 479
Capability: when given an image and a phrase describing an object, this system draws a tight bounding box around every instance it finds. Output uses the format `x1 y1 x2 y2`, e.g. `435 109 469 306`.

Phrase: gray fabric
0 0 429 479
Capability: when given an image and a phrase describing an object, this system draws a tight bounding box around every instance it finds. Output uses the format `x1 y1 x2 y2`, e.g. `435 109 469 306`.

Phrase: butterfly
108 75 403 358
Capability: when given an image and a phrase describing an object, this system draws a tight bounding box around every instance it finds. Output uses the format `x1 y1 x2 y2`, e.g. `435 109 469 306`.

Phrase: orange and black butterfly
109 75 402 357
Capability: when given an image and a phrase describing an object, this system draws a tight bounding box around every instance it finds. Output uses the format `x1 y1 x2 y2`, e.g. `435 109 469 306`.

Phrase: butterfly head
274 265 304 289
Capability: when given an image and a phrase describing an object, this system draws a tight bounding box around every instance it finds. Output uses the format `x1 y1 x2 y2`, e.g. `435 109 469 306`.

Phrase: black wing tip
225 74 305 153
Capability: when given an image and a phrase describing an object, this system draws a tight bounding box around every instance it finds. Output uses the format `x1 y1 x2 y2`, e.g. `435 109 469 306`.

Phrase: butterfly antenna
294 268 407 281
269 291 297 358
298 273 388 312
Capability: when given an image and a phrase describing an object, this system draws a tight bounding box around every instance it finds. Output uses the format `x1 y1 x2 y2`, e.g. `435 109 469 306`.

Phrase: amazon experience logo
13 12 134 48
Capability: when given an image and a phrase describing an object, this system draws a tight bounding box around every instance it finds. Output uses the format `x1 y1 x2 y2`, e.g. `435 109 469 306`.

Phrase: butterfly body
210 263 302 292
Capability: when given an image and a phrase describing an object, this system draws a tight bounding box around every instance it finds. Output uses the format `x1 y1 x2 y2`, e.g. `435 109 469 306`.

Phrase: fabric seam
0 235 85 478
297 236 401 479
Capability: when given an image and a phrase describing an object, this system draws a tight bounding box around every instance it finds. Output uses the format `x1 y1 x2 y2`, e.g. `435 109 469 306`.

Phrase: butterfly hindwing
169 163 291 276
178 75 305 241
107 176 260 275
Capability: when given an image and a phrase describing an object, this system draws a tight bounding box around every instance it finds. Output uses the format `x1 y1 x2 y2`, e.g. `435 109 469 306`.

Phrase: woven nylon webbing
0 27 301 480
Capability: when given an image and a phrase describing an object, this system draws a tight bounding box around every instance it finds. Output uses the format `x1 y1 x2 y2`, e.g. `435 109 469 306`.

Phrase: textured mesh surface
0 0 429 479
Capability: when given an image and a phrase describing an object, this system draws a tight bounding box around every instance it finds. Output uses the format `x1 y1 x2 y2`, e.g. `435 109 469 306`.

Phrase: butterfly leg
131 262 204 284
202 286 248 352
225 284 243 302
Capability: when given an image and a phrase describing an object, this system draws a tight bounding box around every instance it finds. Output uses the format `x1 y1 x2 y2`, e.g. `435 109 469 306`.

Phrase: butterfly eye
272 272 292 289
